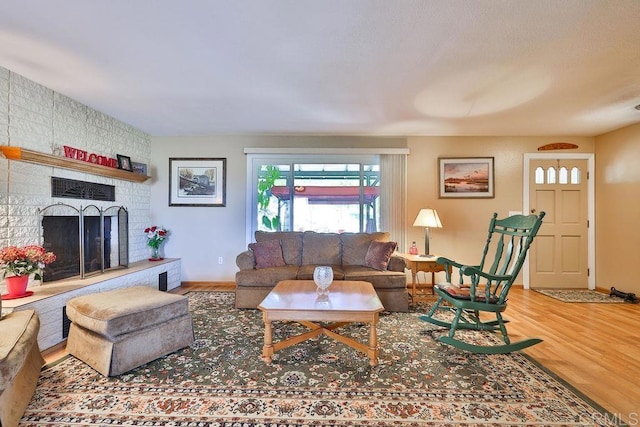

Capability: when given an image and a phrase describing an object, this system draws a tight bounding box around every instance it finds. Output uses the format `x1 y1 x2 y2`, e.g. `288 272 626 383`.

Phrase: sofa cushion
66 286 189 339
297 264 345 281
249 240 286 269
365 241 397 271
235 265 300 287
255 231 303 265
301 231 341 265
340 232 390 266
342 265 407 289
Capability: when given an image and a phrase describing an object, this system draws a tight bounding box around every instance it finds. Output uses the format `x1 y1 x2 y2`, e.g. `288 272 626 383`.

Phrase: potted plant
1 245 56 299
257 165 281 230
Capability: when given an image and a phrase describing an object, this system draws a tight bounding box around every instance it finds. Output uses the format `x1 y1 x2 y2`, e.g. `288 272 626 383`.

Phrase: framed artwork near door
439 157 494 198
169 157 226 207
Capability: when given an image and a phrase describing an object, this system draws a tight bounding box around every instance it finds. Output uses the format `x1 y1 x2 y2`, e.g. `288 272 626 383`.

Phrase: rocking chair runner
420 212 545 354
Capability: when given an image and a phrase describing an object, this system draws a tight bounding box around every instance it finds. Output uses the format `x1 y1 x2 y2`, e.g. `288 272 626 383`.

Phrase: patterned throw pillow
364 241 397 271
248 239 286 269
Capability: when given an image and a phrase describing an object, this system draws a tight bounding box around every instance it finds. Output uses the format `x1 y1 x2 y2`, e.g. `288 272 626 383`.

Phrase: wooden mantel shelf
0 146 150 183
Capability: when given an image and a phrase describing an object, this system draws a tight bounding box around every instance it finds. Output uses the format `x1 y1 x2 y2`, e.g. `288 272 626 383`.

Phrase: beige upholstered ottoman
0 310 44 427
66 286 194 376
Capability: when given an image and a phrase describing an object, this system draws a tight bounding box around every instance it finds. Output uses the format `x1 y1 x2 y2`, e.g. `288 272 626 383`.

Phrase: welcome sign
63 145 119 168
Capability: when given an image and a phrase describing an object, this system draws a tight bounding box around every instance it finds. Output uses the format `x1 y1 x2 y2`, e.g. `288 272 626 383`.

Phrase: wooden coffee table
257 280 385 366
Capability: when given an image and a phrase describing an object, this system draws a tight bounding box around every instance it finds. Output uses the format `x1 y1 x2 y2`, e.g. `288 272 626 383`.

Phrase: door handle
530 208 536 213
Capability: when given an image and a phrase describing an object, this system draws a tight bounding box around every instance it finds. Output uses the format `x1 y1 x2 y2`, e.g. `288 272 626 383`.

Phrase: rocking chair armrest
437 257 482 284
456 266 510 303
437 257 482 273
436 257 465 270
460 265 511 282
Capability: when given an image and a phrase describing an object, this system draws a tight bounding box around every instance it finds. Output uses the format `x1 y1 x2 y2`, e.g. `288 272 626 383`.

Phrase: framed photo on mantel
169 157 226 207
116 154 133 172
439 157 494 198
131 162 148 176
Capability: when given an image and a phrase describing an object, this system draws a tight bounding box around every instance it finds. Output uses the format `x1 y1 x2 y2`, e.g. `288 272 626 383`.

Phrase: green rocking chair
420 212 545 354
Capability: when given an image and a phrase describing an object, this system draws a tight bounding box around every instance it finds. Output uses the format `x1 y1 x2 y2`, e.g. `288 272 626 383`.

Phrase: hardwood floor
41 283 640 424
505 287 640 425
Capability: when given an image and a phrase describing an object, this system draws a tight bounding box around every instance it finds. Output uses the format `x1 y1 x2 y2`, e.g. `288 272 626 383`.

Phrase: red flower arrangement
144 226 168 249
0 245 56 280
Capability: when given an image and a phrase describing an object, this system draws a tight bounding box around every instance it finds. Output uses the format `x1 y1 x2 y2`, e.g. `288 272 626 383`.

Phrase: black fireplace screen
39 203 128 282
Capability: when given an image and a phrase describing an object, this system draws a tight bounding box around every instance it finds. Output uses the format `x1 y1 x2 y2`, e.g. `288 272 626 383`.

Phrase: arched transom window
535 166 581 185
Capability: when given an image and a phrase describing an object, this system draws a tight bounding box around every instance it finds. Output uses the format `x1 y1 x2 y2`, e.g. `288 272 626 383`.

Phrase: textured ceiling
1 0 639 137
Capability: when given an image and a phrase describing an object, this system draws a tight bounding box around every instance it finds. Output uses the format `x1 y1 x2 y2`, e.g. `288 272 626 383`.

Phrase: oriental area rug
22 292 619 426
533 288 626 303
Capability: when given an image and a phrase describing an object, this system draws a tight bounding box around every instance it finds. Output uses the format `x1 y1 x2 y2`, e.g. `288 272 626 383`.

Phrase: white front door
523 153 594 289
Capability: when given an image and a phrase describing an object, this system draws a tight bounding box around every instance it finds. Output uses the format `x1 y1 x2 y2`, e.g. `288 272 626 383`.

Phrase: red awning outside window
270 186 379 204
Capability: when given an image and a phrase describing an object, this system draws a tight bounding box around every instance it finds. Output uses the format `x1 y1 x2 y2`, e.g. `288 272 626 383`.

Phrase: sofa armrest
387 255 407 272
236 250 256 270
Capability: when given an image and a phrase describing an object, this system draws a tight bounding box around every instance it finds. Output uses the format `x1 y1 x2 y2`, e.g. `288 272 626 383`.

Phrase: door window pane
559 167 568 184
570 167 581 184
546 167 556 184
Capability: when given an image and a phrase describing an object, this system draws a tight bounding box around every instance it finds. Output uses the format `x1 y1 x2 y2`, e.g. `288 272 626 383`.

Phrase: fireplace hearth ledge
1 258 181 350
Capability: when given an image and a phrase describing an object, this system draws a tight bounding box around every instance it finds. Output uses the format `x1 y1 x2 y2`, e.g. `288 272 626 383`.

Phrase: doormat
533 288 626 303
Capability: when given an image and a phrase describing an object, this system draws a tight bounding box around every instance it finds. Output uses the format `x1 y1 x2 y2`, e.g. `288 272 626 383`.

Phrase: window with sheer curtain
245 149 408 246
379 153 407 252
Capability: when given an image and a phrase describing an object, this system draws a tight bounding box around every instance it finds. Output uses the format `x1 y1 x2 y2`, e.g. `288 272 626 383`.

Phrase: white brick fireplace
0 67 152 259
0 67 179 350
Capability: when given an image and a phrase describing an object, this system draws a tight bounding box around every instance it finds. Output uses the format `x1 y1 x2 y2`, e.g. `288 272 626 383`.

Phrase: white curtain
379 154 407 252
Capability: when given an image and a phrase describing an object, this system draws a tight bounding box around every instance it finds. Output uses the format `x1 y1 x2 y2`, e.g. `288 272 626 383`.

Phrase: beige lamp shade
412 208 443 228
412 208 442 257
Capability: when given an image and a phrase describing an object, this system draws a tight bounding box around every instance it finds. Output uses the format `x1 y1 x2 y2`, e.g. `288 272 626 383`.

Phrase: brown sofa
235 231 409 312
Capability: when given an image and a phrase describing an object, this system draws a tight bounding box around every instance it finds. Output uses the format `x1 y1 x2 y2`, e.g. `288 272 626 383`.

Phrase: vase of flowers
1 245 56 299
145 226 168 261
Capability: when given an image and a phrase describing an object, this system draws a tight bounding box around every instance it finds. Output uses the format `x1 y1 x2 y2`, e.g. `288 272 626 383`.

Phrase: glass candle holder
313 266 333 296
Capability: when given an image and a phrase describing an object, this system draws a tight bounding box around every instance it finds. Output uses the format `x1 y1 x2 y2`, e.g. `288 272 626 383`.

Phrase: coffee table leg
262 318 274 364
368 316 379 367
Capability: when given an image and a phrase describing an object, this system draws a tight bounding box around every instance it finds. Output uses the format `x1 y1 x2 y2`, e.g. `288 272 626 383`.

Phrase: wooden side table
399 254 451 303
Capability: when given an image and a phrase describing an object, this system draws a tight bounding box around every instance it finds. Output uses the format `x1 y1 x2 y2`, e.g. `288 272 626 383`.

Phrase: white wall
0 67 153 292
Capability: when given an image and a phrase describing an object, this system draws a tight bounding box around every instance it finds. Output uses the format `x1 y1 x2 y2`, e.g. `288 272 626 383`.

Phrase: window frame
245 153 380 244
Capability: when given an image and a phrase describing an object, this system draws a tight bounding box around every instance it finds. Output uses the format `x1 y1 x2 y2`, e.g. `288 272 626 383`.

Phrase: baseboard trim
181 281 236 288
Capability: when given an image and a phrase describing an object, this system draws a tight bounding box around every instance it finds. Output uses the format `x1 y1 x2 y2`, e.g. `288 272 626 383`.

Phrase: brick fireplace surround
1 67 165 351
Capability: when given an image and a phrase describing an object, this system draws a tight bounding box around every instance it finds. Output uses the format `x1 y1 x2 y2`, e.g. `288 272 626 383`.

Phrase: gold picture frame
439 157 494 198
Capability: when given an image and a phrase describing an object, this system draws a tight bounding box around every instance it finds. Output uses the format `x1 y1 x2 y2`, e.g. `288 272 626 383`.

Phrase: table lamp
412 208 442 257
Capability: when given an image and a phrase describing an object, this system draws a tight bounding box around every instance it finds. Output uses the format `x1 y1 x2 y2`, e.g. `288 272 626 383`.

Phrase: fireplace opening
39 203 129 282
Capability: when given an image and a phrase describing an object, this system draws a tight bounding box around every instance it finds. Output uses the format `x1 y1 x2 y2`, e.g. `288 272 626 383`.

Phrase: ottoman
66 286 194 376
0 310 44 426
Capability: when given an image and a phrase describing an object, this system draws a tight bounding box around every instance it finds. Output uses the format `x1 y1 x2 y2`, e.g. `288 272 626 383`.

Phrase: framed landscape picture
439 157 494 198
169 158 226 207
